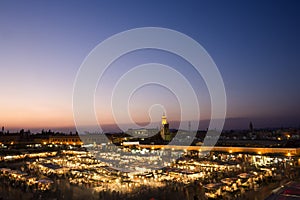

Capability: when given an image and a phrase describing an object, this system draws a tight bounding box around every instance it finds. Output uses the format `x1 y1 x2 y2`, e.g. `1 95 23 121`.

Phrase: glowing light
161 114 168 125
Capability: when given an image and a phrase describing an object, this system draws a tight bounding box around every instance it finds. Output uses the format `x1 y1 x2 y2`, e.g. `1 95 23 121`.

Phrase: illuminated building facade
48 135 82 145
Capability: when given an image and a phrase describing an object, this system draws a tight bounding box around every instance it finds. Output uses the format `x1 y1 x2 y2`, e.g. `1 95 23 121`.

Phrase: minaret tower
162 113 167 125
160 113 171 141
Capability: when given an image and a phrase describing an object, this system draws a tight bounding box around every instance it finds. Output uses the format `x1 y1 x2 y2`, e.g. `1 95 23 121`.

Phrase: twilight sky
0 1 299 130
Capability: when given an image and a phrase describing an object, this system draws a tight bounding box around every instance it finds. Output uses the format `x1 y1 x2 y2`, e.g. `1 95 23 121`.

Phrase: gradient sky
0 1 299 130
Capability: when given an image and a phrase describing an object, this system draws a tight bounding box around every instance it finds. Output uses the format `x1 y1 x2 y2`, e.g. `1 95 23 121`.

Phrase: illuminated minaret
162 114 167 125
160 113 171 141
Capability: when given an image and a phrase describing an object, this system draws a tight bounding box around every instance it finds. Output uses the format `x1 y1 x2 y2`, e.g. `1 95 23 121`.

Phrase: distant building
126 128 159 138
249 122 253 132
248 121 254 138
0 134 20 145
79 133 109 145
0 131 83 146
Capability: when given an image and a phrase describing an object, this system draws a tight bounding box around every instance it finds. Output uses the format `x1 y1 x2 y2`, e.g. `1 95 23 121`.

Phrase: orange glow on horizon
0 111 75 129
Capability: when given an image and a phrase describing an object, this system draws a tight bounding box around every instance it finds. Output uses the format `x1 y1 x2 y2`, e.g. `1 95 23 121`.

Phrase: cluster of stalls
204 169 274 199
0 168 54 191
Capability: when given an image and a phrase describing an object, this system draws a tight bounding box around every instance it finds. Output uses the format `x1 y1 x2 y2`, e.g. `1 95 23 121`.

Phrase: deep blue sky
0 1 299 129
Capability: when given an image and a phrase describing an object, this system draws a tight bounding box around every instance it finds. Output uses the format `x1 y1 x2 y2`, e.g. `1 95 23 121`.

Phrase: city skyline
0 1 299 130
